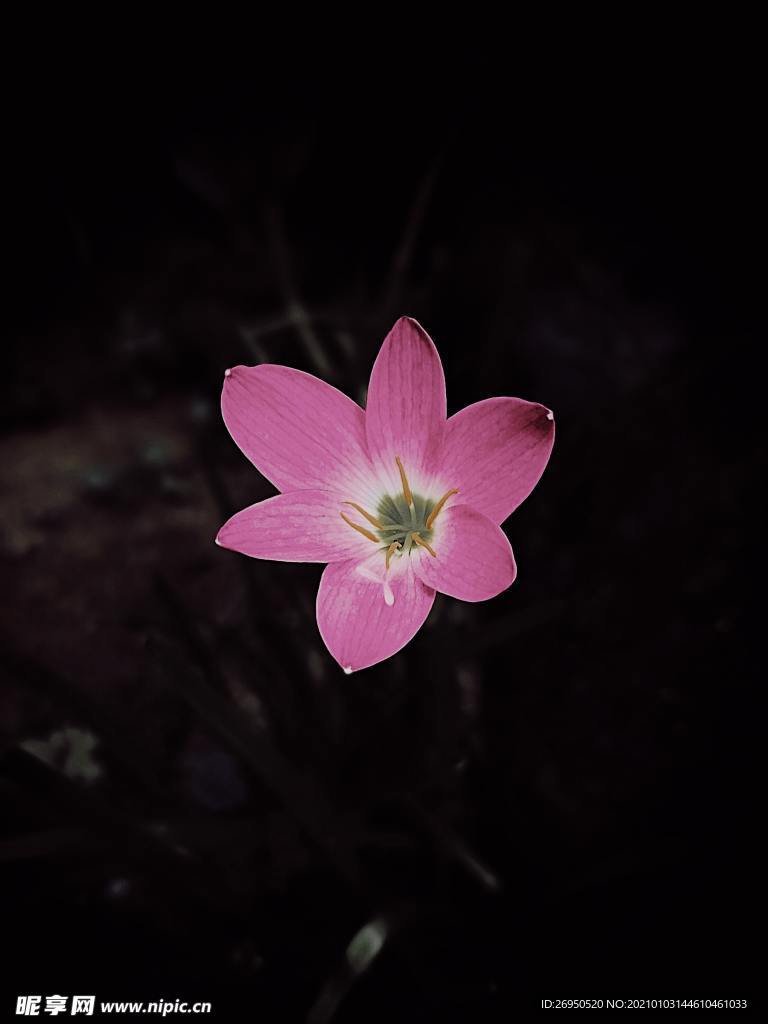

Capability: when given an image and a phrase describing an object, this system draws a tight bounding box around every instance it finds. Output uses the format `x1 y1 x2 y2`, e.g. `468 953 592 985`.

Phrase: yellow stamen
411 532 437 557
385 541 402 570
340 512 379 544
395 456 414 507
343 501 384 529
425 488 459 530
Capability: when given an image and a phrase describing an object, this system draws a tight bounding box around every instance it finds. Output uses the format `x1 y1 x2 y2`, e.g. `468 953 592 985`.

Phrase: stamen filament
340 511 379 544
411 532 437 557
385 541 402 570
343 501 384 529
395 456 414 508
425 488 459 530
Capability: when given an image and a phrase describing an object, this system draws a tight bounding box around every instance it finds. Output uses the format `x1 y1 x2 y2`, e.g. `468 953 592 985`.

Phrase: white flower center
341 456 459 594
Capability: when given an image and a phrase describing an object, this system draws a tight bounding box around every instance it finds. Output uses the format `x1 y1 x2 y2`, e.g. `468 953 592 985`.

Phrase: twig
152 575 361 885
265 203 331 375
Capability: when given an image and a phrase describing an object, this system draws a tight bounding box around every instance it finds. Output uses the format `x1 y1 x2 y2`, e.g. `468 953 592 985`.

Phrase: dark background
2 46 763 1019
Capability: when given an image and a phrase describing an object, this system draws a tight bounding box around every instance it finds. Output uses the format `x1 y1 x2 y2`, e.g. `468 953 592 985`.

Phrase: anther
385 541 402 571
425 489 459 530
411 533 437 557
343 501 384 529
395 456 414 508
340 512 379 544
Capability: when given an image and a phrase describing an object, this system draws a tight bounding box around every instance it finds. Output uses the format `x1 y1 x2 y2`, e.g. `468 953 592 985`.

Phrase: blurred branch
405 797 502 894
0 828 86 864
265 203 331 375
375 153 444 327
152 574 360 886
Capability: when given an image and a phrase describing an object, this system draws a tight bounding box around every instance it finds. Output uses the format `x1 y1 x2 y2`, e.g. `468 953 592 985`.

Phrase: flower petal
221 364 376 499
412 505 517 602
316 558 436 672
365 317 447 493
439 398 554 524
216 491 375 563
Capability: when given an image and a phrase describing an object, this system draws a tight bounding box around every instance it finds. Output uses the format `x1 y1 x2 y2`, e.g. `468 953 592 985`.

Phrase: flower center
340 456 458 566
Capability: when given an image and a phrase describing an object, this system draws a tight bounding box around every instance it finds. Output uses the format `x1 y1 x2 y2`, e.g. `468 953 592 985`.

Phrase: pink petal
221 364 377 499
365 317 447 493
216 491 376 563
412 505 517 602
439 398 554 525
316 558 436 672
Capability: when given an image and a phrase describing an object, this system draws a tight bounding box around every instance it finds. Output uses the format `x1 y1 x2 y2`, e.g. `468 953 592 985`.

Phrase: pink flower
216 317 554 672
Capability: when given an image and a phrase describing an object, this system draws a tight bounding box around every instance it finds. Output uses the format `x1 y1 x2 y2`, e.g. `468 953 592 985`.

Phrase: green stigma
375 492 435 554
